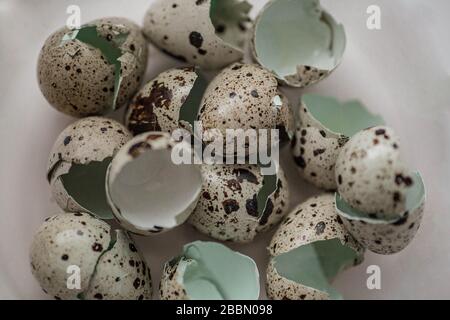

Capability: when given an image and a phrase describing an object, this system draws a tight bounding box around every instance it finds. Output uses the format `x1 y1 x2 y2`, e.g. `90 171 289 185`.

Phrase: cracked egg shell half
125 67 208 136
292 94 384 190
198 63 294 156
159 241 259 300
267 194 365 300
30 212 152 300
143 0 252 70
38 17 148 117
335 126 416 218
251 0 346 88
188 162 289 243
47 117 132 220
336 172 425 255
106 131 202 235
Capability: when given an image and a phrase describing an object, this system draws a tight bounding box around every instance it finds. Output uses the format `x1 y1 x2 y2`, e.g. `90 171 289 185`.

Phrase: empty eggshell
125 67 208 135
335 172 426 255
335 126 414 218
251 0 346 88
30 212 152 300
188 163 289 242
143 0 252 69
38 17 148 117
267 194 364 300
47 117 132 220
198 62 294 155
159 241 259 300
83 230 152 300
292 94 384 190
106 132 202 235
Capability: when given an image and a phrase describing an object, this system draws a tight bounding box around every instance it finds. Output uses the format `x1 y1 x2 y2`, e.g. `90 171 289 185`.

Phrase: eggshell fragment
198 62 294 155
84 230 152 300
292 94 384 190
159 241 259 300
38 17 148 117
106 132 202 235
47 117 132 220
251 0 346 88
30 213 152 300
188 163 289 242
267 194 364 300
30 212 112 300
335 126 413 218
335 172 426 255
125 67 208 135
143 0 252 69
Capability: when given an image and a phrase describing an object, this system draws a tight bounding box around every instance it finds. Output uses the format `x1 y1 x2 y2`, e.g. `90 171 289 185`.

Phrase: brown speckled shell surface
335 126 413 217
29 212 112 300
125 67 199 135
38 17 148 117
188 163 289 243
198 63 294 151
84 230 152 300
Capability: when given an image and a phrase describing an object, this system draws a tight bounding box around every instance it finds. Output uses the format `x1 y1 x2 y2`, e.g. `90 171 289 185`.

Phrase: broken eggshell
47 117 132 220
159 241 259 300
38 17 148 117
125 67 208 136
30 212 152 300
267 194 364 300
188 162 289 243
198 62 294 156
106 132 202 235
251 0 346 88
335 126 414 218
292 94 384 190
143 0 252 69
335 172 426 255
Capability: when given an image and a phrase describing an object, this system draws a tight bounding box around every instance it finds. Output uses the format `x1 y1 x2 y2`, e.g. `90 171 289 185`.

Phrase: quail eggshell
142 0 252 69
292 94 384 190
159 241 260 300
335 172 426 255
125 67 207 135
267 194 364 300
335 126 414 217
30 212 111 300
106 132 202 236
38 17 148 117
198 62 294 154
84 230 152 300
251 0 346 88
47 117 132 219
188 163 289 243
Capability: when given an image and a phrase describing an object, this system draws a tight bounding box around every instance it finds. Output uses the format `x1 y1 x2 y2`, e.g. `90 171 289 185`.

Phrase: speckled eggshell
250 0 341 88
266 194 364 300
125 67 198 135
336 193 425 255
266 259 327 300
159 258 189 300
198 63 294 150
335 126 413 217
106 132 199 235
142 0 248 69
292 101 349 190
84 230 152 300
47 117 132 214
251 40 330 88
188 164 289 243
38 17 148 117
29 212 111 300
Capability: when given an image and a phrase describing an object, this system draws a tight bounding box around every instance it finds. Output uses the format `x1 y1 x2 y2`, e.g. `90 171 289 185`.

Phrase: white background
0 0 449 299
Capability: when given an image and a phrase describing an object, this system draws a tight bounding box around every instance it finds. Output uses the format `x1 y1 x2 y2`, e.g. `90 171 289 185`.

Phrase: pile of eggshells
31 0 426 300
